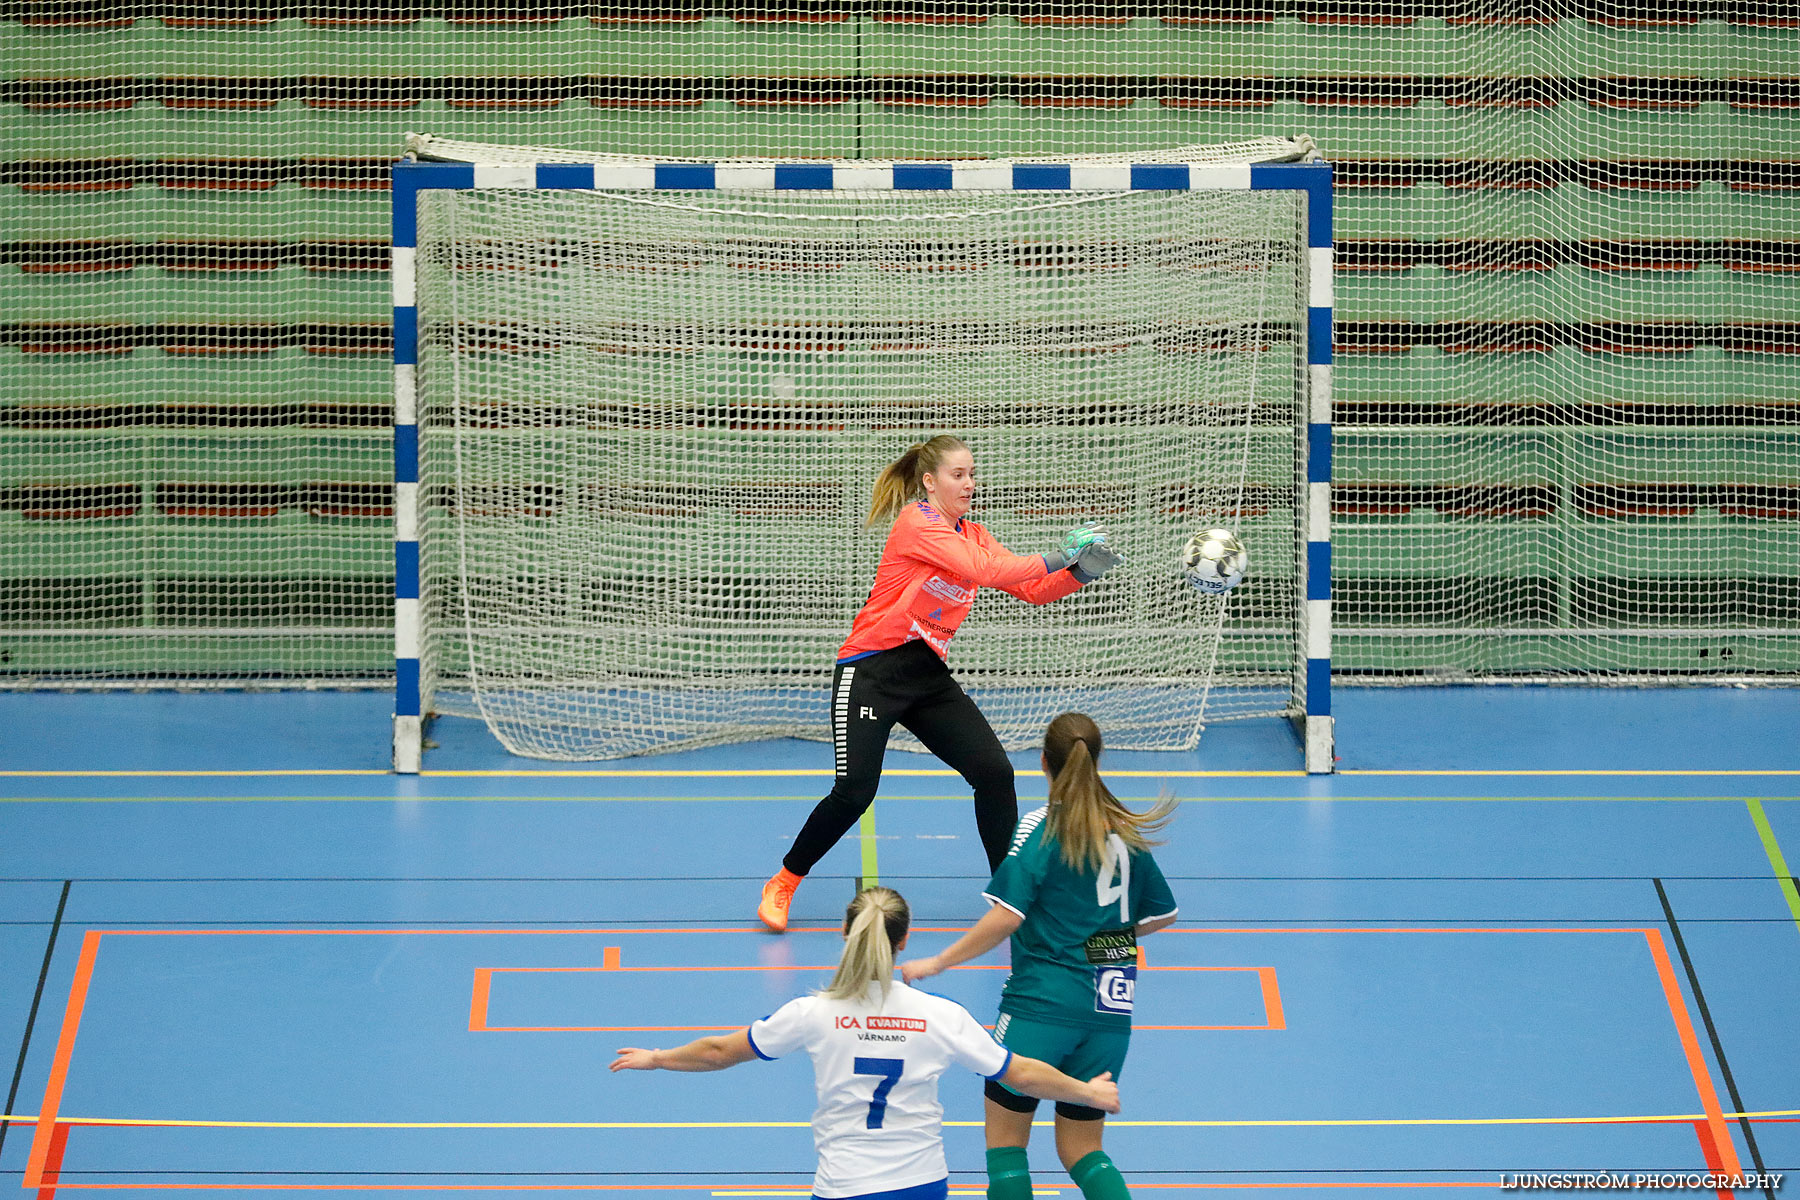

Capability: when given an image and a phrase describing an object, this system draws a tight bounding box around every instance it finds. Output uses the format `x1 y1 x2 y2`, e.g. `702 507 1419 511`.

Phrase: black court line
0 878 70 1164
1653 878 1775 1200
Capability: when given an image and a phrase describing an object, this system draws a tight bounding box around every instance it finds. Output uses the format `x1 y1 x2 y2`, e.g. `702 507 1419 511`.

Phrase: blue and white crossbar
391 158 1334 774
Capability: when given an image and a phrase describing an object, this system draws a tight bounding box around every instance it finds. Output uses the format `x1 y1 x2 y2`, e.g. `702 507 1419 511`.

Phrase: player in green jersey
899 712 1179 1200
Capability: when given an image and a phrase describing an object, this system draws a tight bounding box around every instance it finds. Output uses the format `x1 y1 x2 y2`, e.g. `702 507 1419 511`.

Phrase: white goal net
407 142 1322 760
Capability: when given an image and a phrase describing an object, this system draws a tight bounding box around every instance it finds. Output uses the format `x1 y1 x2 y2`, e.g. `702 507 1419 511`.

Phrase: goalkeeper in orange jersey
758 434 1124 932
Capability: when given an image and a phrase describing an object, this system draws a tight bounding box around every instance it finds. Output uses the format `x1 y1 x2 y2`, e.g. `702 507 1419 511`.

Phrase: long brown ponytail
866 435 968 527
820 886 911 1003
1043 712 1180 873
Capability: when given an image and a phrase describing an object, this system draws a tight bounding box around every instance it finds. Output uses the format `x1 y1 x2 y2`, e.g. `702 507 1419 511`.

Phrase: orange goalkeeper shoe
758 868 803 933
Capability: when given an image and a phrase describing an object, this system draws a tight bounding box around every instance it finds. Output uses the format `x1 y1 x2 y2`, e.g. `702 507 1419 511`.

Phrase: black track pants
781 640 1018 877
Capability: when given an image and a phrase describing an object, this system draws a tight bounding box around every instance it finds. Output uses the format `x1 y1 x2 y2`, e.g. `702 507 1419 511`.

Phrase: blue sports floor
1 687 1797 1197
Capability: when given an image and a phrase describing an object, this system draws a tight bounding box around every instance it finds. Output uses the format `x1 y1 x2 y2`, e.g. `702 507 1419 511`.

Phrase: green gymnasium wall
3 0 1798 686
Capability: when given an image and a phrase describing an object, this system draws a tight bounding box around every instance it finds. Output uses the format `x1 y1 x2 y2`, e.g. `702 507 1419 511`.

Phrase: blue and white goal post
389 154 1333 774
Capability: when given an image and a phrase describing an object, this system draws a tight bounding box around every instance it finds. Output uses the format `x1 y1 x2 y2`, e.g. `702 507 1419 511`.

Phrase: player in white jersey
611 886 1121 1200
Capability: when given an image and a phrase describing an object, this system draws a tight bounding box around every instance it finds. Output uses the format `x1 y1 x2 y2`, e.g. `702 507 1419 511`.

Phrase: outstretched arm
994 567 1085 606
901 514 1058 590
611 1029 757 1073
897 514 1109 596
982 524 1116 606
899 903 1023 982
1000 1057 1121 1114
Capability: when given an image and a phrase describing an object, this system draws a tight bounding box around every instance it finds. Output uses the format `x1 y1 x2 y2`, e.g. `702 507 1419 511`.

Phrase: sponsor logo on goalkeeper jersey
920 576 975 605
907 620 950 655
909 607 954 636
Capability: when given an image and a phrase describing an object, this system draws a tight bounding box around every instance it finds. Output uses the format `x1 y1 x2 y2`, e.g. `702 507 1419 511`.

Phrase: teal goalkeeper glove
1042 521 1108 572
1062 520 1107 557
1070 540 1123 584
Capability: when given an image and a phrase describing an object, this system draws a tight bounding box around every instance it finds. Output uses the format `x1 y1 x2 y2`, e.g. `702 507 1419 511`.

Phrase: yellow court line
4 1109 1797 1130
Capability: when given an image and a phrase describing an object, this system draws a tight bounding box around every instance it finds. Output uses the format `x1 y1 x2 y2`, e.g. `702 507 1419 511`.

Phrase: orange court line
97 927 854 937
1257 966 1286 1031
1162 927 1656 935
1692 1118 1731 1200
486 1025 752 1032
478 1025 1285 1033
471 961 1280 1033
35 1120 71 1199
1125 1186 1499 1192
92 925 1663 938
25 931 101 1192
502 964 1008 972
1641 929 1743 1178
1140 1186 1499 1192
488 964 1267 974
36 923 1743 1189
469 969 493 1033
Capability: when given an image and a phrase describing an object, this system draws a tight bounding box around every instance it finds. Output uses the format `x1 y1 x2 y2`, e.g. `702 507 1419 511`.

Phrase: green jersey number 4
1096 832 1131 923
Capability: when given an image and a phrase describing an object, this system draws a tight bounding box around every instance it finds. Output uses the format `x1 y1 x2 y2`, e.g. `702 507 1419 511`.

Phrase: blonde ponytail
1043 712 1179 873
866 435 968 527
820 886 911 1002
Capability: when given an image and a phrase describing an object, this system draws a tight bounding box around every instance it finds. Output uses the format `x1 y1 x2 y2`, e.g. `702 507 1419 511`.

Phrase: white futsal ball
1182 529 1248 594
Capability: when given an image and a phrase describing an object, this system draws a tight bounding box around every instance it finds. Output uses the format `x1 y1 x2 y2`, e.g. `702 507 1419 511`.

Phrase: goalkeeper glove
1063 520 1107 556
1070 540 1123 584
1042 521 1108 572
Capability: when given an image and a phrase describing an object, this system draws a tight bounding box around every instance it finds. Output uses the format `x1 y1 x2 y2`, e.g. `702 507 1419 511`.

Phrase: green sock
1069 1150 1131 1200
986 1146 1033 1200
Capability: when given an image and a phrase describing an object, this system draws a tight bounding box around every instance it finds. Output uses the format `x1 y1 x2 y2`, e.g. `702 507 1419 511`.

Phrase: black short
984 1078 1106 1122
781 640 1019 876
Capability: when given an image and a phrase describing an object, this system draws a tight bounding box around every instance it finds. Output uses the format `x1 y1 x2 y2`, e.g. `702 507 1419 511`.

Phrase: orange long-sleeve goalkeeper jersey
837 501 1084 663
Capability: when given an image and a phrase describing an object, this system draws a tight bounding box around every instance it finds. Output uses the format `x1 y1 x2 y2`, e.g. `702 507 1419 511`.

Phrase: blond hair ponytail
1043 712 1179 873
820 886 911 1003
866 435 968 527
